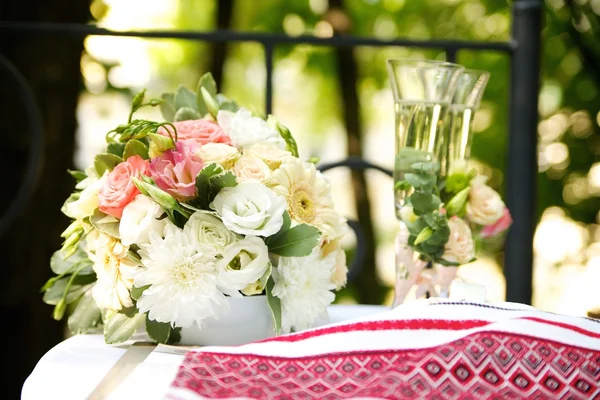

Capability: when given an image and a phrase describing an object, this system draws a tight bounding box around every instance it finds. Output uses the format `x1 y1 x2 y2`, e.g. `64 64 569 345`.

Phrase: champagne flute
387 58 464 307
437 69 490 298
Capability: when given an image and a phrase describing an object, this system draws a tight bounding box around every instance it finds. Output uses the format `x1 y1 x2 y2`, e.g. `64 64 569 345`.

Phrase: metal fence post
505 0 543 304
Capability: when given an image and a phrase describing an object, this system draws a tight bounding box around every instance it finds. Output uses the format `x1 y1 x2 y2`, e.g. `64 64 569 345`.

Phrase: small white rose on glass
216 236 270 297
135 224 229 328
197 143 240 170
234 154 272 183
246 143 292 170
442 216 476 265
183 211 237 253
119 194 169 247
211 181 286 237
272 247 337 333
217 108 286 150
466 176 505 226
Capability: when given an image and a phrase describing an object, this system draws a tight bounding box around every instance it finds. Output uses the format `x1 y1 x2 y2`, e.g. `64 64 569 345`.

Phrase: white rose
64 174 102 220
246 144 292 170
183 211 237 253
442 217 475 265
234 154 272 183
119 195 169 246
466 176 505 225
197 143 240 169
217 236 270 297
211 181 286 237
322 239 348 290
217 108 285 150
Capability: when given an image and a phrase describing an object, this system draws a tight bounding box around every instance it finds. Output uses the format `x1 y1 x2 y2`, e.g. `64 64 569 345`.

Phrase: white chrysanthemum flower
268 157 348 240
217 108 285 150
88 233 139 311
135 224 229 328
271 248 337 333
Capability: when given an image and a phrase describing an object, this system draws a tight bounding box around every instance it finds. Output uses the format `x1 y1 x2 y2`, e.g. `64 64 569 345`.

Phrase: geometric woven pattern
170 332 600 399
165 301 600 400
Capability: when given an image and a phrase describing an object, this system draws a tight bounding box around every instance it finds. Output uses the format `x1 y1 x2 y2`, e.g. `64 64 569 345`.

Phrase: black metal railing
0 0 542 303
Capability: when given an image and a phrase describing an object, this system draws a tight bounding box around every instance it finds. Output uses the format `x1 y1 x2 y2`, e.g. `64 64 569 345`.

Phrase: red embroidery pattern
169 332 600 399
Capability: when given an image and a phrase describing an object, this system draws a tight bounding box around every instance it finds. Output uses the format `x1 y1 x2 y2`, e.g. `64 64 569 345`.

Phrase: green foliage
145 315 173 344
68 289 102 334
266 277 282 335
266 219 321 256
193 163 238 209
123 139 149 160
104 311 145 344
89 209 120 239
94 153 122 176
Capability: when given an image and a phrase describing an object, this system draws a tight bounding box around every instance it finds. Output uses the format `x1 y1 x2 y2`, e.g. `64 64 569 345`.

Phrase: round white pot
178 295 274 346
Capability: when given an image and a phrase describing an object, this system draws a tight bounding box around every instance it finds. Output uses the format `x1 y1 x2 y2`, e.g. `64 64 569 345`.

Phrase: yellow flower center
289 189 316 223
173 260 197 288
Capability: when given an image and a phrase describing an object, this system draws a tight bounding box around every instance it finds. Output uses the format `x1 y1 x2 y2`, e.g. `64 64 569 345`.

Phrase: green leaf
68 169 87 182
267 224 321 257
193 163 238 209
104 312 145 344
50 248 94 276
406 217 429 237
123 139 149 160
90 209 120 239
131 178 178 211
410 192 441 215
266 277 282 335
145 315 171 344
215 94 239 112
414 227 433 245
107 142 126 158
43 278 94 305
94 153 123 177
173 107 202 122
404 172 435 190
131 285 150 301
394 180 412 191
61 193 79 216
196 73 217 115
267 115 299 157
159 93 176 122
174 85 197 112
68 289 102 334
167 327 181 344
200 87 219 118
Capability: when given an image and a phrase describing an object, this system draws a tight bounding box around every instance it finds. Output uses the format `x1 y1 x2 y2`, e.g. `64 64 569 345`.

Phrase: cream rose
234 155 272 183
64 174 102 220
197 143 240 170
119 195 169 246
442 217 475 265
466 176 505 225
216 236 270 297
211 181 286 237
246 144 292 170
183 211 237 253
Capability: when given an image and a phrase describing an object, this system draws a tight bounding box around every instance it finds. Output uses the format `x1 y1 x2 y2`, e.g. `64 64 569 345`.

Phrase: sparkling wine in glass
387 59 464 307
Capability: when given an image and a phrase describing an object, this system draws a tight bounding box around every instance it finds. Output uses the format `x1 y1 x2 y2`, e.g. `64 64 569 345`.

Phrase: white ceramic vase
178 295 274 346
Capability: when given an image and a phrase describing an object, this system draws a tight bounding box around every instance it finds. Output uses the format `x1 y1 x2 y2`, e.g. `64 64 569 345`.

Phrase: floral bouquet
42 73 348 344
395 158 512 298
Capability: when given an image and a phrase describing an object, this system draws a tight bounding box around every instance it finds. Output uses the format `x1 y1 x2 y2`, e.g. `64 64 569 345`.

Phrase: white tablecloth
22 304 387 400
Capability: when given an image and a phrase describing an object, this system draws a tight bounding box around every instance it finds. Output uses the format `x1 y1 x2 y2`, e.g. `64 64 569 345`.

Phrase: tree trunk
328 0 386 304
0 1 90 397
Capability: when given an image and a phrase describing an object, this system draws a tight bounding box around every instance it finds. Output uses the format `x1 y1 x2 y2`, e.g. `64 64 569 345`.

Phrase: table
22 304 388 400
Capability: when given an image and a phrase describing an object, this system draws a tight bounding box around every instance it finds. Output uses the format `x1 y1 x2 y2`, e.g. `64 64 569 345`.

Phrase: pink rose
150 140 204 201
157 119 230 146
480 207 512 238
98 155 149 218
